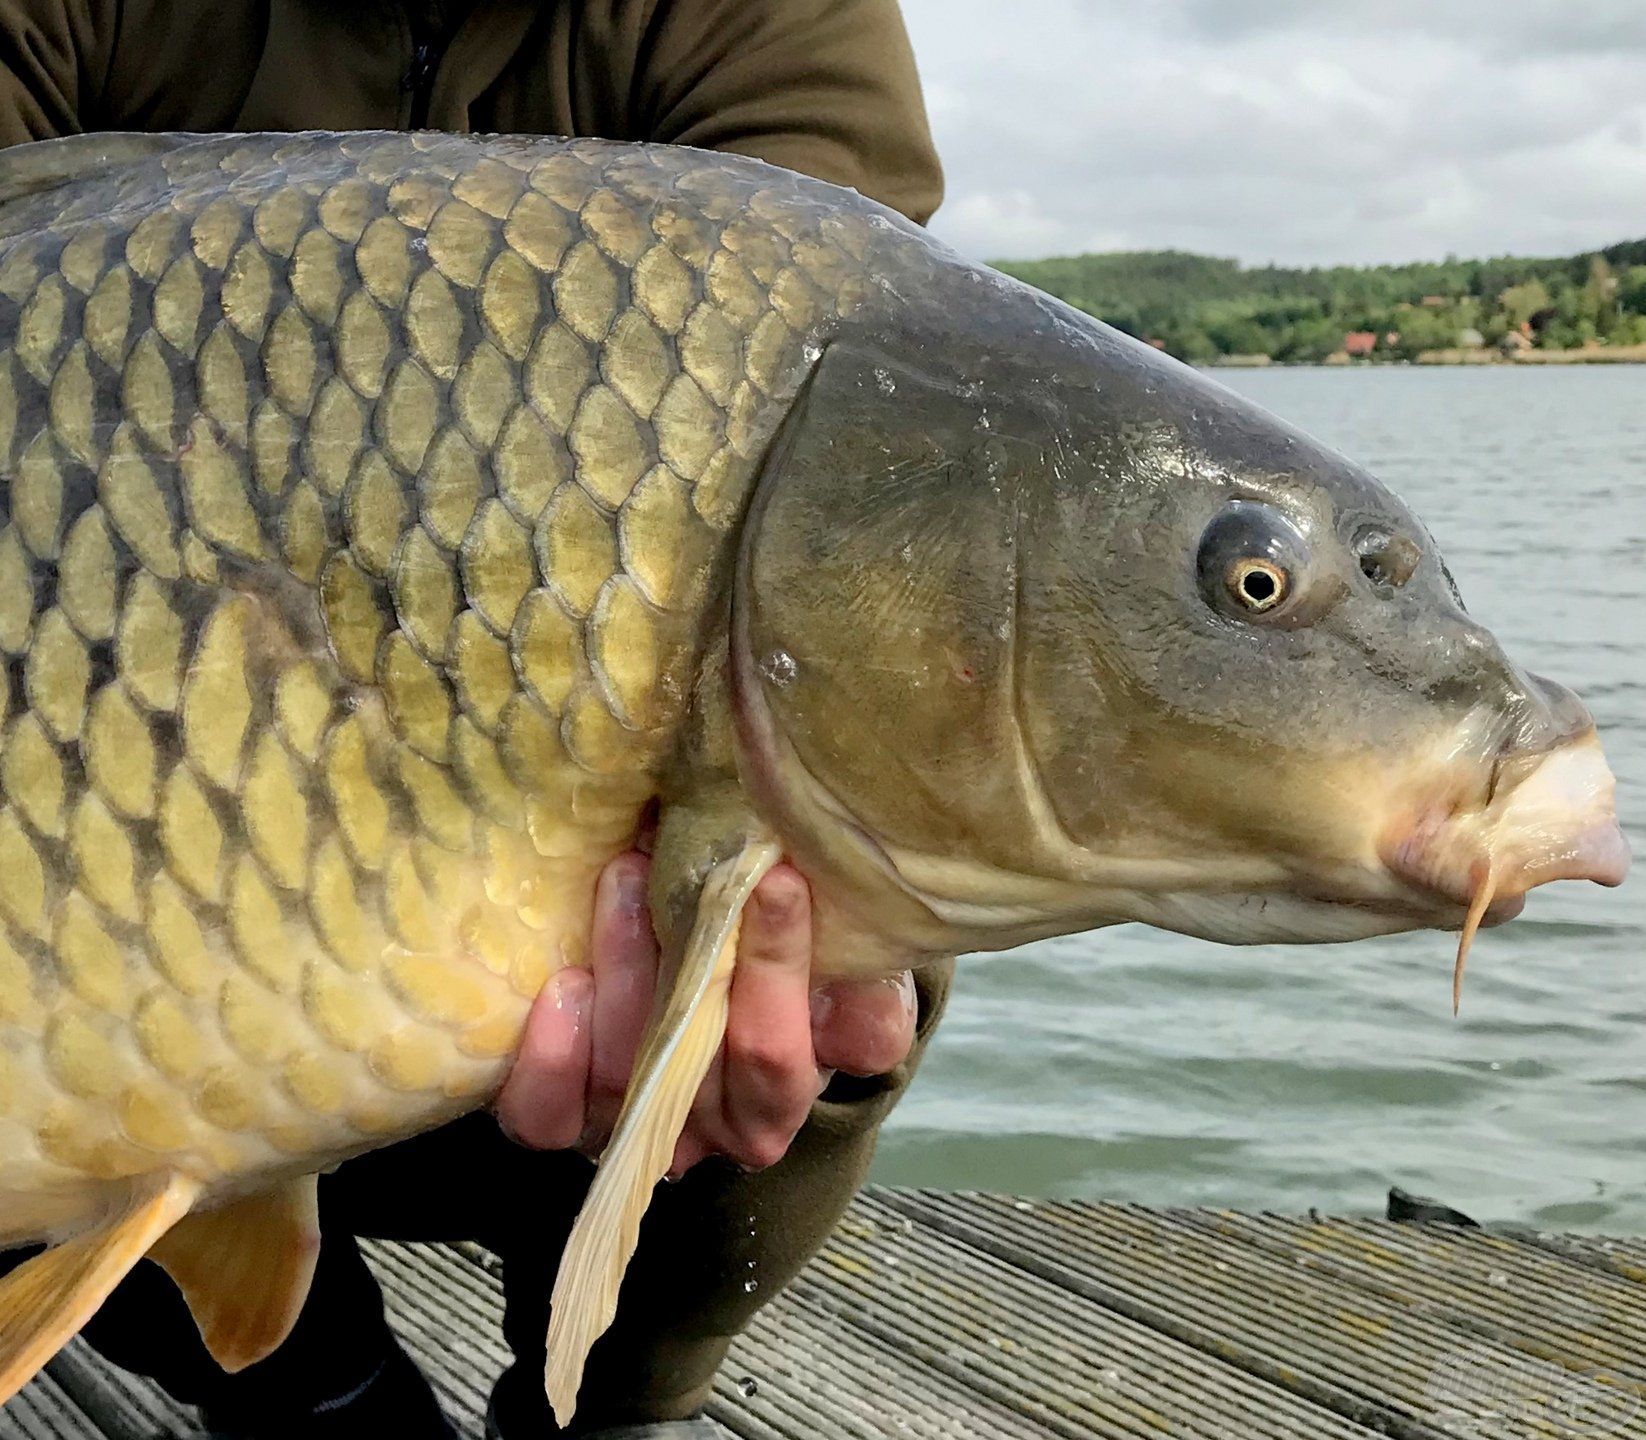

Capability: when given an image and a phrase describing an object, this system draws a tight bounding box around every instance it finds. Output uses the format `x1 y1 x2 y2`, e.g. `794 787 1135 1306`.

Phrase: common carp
0 131 1628 1423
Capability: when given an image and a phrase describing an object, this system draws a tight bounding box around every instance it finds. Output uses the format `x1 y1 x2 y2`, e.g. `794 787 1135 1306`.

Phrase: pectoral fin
0 1172 199 1404
147 1175 321 1373
544 837 781 1426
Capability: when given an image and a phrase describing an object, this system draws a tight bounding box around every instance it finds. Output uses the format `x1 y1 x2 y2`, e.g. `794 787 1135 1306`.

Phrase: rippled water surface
872 366 1644 1230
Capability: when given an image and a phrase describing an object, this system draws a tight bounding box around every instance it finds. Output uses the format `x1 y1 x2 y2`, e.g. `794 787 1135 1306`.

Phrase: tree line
996 239 1646 363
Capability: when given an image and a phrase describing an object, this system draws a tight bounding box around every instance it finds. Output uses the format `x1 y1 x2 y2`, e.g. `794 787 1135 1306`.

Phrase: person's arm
0 0 113 145
0 0 279 145
632 0 943 224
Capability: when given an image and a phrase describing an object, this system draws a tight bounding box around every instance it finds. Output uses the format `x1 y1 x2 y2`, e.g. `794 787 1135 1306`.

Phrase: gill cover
737 338 1075 889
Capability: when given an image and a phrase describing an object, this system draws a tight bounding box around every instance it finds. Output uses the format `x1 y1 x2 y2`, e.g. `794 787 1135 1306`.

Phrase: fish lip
1381 729 1631 911
1462 890 1525 929
1484 720 1593 806
1380 822 1628 914
1326 875 1526 931
1529 818 1632 890
1377 855 1527 920
1390 879 1527 928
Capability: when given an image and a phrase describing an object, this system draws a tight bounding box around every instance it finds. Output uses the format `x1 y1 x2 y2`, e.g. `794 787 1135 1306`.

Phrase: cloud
1173 0 1646 59
901 0 1646 265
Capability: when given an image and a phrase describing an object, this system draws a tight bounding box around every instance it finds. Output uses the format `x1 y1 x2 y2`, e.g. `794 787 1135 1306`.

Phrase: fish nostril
1525 673 1592 745
1420 621 1510 709
1491 673 1597 789
1439 622 1595 758
1502 673 1595 761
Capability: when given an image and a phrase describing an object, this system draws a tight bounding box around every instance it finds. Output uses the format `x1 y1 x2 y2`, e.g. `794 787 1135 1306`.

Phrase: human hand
493 852 918 1172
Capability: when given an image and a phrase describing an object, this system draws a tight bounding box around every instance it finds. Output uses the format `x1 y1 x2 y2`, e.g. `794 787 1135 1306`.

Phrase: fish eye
1228 558 1287 612
1195 501 1309 622
1353 527 1420 591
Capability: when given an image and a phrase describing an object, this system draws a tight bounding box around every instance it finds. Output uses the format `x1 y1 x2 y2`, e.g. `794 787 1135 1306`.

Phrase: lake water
872 366 1645 1232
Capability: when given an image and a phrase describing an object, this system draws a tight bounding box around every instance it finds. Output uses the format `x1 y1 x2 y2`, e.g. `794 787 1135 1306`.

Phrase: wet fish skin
0 131 1625 1422
729 268 1625 972
0 131 915 1246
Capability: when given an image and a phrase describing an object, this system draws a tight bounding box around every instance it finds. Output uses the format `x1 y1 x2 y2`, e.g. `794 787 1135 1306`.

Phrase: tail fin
544 840 780 1427
0 1173 198 1404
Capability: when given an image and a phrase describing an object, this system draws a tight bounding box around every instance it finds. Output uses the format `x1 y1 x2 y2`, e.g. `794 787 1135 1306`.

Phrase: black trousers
4 965 951 1436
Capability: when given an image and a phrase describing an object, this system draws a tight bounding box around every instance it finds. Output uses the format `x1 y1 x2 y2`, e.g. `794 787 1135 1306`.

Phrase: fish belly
0 132 883 1244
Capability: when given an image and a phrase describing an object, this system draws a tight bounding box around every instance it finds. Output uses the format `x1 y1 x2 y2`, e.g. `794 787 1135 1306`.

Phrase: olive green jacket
0 0 942 222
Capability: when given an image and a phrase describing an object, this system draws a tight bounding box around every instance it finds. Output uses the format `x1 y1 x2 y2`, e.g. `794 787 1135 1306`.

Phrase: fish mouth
1381 730 1630 905
1378 729 1628 1008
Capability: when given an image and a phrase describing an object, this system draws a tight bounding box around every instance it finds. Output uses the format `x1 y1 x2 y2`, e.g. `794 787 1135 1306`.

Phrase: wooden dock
6 1186 1644 1438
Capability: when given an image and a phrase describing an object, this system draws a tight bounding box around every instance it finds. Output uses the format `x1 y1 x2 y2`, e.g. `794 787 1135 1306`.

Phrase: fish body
0 131 1626 1418
0 131 918 1236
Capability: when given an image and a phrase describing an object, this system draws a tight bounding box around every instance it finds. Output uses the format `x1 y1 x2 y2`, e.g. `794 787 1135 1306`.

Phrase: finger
583 853 658 1149
668 1131 710 1181
812 970 918 1077
494 966 594 1151
717 865 818 1169
669 869 806 1177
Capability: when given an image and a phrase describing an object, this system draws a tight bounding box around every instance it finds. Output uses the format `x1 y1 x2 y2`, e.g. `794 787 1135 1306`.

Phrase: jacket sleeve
0 0 115 146
630 0 943 224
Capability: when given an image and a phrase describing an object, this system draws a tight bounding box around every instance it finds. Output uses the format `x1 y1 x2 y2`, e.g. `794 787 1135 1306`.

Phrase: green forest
996 238 1646 364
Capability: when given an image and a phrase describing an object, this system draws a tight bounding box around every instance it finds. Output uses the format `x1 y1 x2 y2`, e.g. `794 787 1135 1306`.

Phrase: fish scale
0 130 902 1240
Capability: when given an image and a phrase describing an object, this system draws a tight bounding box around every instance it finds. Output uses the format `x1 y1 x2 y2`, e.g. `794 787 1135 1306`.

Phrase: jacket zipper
402 9 449 128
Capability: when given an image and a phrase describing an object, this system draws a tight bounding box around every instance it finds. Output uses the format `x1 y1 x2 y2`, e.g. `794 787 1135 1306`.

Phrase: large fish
0 131 1628 1422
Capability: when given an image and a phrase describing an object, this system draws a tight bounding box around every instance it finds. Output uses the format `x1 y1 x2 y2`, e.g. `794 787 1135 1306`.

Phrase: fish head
1007 377 1628 949
733 267 1627 963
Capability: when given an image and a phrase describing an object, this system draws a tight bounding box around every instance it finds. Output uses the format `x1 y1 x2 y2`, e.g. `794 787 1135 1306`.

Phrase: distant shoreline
1206 343 1646 369
1000 241 1646 370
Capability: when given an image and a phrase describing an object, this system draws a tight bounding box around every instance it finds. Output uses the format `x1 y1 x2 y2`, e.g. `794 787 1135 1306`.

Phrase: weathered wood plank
0 1369 101 1440
791 1190 1386 1439
4 1189 1642 1439
884 1191 1646 1440
39 1343 191 1440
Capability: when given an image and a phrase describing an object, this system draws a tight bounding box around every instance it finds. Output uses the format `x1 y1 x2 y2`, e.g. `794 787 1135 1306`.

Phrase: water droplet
801 341 822 364
872 366 896 396
759 649 797 687
742 1277 759 1293
737 1376 759 1398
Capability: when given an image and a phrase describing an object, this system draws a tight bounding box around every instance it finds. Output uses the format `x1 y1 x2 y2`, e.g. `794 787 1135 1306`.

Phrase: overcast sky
899 0 1646 266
